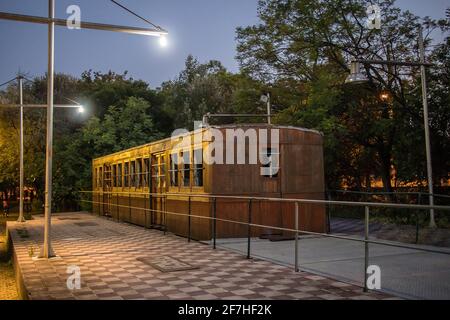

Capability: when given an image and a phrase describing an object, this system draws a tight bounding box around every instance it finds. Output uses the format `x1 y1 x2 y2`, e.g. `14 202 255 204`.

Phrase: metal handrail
79 197 450 254
329 189 450 199
78 190 450 211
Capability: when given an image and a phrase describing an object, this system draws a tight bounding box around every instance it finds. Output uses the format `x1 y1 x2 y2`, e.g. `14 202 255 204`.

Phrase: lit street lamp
0 0 168 258
345 27 437 228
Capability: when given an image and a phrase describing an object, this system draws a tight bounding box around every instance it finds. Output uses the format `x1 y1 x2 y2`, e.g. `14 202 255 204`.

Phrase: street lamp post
345 27 436 228
0 0 168 258
41 0 56 258
18 76 25 222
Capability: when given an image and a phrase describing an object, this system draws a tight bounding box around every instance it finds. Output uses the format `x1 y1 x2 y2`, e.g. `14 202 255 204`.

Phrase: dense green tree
236 0 449 192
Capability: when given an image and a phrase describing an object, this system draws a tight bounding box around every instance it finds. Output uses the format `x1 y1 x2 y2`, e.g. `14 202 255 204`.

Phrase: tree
236 0 448 192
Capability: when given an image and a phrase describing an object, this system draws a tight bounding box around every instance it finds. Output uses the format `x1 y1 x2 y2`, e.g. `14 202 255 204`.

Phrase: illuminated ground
6 212 396 300
0 219 19 300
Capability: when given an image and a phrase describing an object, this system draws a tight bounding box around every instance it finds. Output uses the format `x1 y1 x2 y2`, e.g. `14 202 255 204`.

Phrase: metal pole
267 93 271 125
416 193 421 244
294 202 299 272
39 0 55 258
188 196 191 242
247 199 252 259
17 76 25 222
213 197 217 249
363 206 370 292
419 27 436 228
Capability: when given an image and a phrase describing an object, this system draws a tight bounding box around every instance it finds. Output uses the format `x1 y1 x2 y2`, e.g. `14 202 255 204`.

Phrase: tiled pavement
7 212 397 300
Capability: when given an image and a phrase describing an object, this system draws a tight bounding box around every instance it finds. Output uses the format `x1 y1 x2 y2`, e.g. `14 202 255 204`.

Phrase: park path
7 212 396 300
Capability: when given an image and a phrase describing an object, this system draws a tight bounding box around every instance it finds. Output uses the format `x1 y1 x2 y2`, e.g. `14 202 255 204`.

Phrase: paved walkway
7 212 395 300
215 236 450 300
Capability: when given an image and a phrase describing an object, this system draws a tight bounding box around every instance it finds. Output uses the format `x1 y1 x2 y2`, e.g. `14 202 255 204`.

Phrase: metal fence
77 190 450 296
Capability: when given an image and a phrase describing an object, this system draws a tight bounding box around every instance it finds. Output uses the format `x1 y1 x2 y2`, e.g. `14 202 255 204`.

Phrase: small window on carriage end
193 149 204 187
261 148 280 178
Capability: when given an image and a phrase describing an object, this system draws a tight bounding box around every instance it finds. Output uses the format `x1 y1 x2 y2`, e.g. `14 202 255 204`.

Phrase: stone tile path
7 212 397 300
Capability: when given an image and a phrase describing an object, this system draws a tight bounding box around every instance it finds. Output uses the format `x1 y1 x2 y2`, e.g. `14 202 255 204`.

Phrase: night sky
0 0 448 88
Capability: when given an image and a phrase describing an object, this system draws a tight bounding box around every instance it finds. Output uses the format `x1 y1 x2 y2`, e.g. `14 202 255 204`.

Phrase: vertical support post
188 196 191 242
17 76 25 222
213 197 217 249
128 192 131 222
267 93 271 125
163 195 167 235
39 0 56 258
144 193 148 228
294 202 299 272
364 206 370 292
419 27 436 228
116 192 119 222
247 199 252 259
416 193 422 244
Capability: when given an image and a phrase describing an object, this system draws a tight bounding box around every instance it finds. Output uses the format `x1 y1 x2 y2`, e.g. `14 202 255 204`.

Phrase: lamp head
345 61 369 84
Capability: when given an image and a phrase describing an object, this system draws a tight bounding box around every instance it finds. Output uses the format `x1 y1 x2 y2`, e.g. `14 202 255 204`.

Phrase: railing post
364 206 370 292
213 197 217 249
163 195 167 235
116 193 119 222
145 193 148 228
149 193 153 227
416 193 421 244
128 192 131 222
247 198 252 259
295 202 299 272
188 196 191 242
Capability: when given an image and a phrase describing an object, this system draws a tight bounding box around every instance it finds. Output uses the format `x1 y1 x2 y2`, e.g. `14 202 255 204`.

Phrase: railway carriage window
136 159 142 188
99 167 103 188
112 165 117 188
130 161 136 188
170 153 179 187
261 148 280 178
159 155 166 190
193 149 203 187
117 163 123 187
124 162 129 187
143 158 150 188
181 151 191 187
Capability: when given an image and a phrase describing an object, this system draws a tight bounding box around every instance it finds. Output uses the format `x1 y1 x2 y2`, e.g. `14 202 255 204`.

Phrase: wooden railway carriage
92 124 326 240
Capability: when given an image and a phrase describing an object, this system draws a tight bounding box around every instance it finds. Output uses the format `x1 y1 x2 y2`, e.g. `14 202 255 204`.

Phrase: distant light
380 92 389 101
78 105 85 113
159 35 167 47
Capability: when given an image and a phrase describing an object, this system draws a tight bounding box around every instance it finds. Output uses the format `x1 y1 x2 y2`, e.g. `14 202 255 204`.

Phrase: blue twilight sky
0 0 448 88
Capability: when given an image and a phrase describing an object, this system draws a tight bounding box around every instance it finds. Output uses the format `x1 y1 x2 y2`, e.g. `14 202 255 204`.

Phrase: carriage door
103 164 112 217
151 153 166 228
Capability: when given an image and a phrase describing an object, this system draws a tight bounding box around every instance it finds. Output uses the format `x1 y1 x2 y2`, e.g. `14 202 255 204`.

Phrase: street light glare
159 35 168 47
78 105 85 113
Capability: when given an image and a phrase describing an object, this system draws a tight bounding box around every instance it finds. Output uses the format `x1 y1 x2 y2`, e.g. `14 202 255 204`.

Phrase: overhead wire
109 0 164 31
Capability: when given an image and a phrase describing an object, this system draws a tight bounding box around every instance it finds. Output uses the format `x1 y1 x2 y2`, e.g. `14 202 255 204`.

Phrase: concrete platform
214 236 450 300
7 212 395 300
